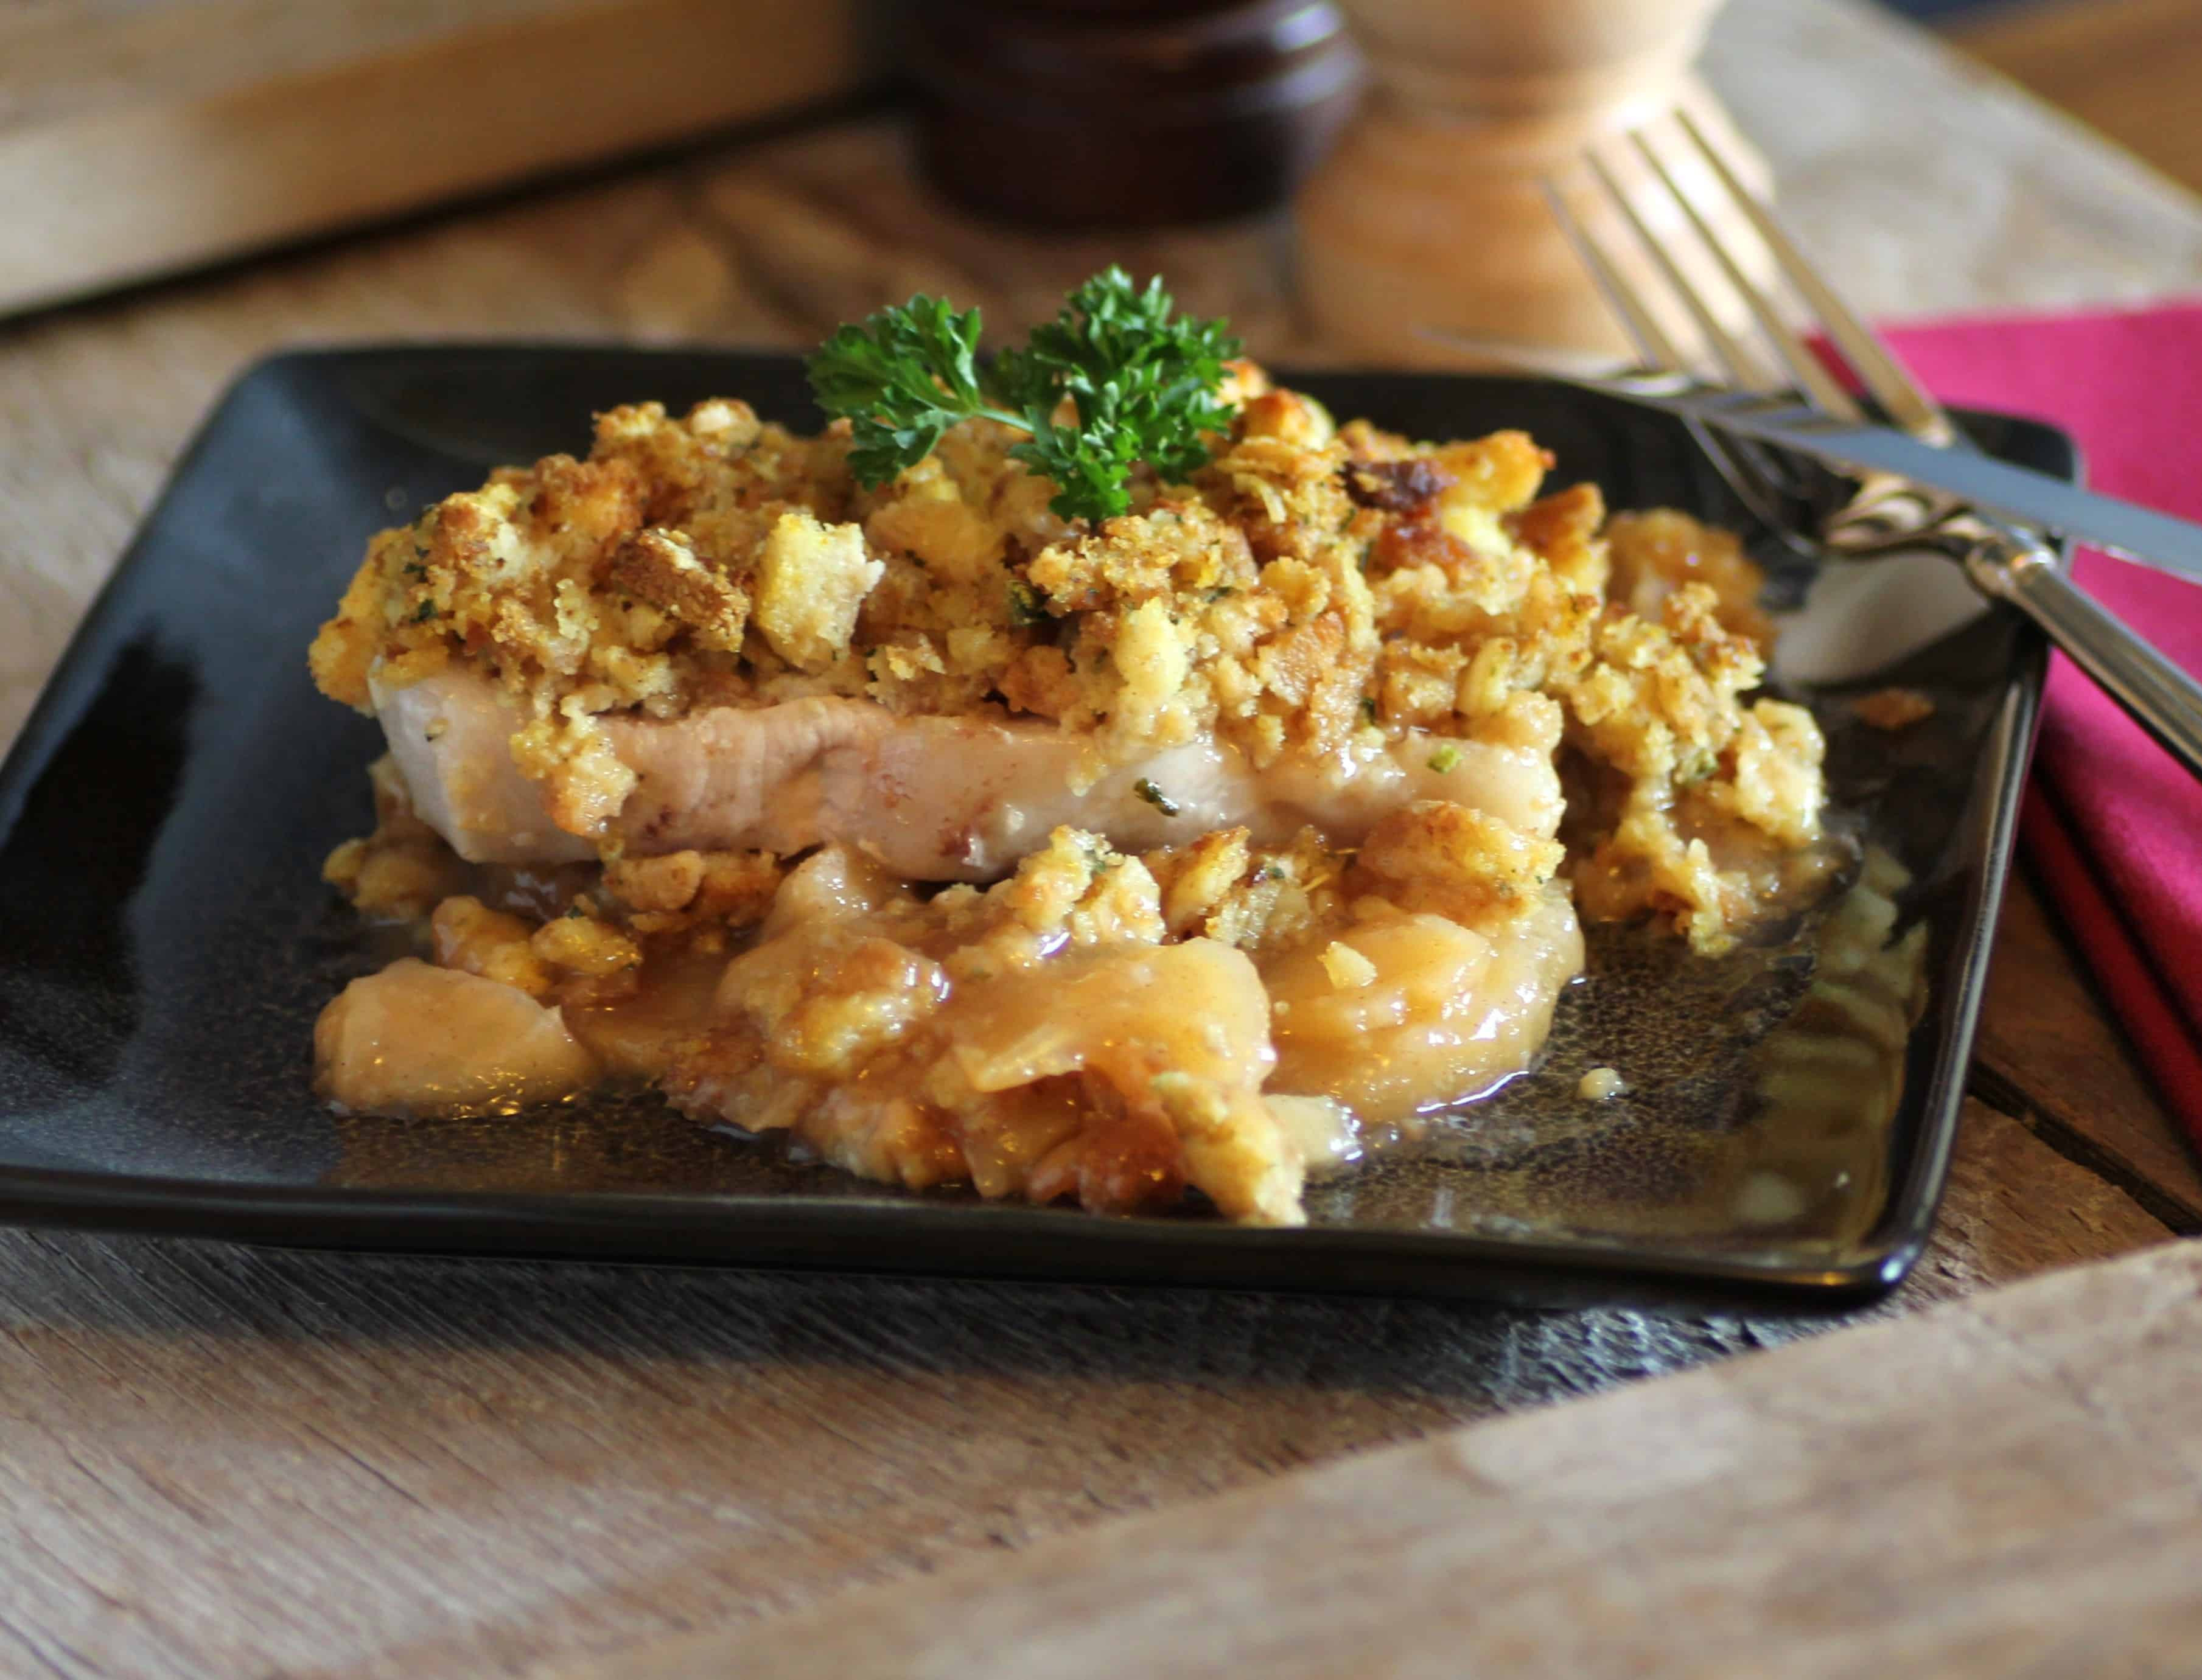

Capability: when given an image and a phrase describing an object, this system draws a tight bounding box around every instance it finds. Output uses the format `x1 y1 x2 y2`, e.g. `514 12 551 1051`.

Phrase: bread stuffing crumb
1853 687 1935 731
1578 1066 1627 1100
1318 940 1379 990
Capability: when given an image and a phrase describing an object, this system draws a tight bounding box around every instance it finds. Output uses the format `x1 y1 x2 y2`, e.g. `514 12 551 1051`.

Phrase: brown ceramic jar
908 0 1363 228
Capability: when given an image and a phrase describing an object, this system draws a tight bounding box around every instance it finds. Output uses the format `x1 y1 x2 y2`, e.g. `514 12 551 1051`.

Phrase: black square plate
0 347 2061 1306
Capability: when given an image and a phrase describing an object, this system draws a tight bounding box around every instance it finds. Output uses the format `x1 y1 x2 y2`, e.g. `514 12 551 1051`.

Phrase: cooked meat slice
375 672 596 865
1259 730 1561 848
607 695 896 860
374 669 1562 877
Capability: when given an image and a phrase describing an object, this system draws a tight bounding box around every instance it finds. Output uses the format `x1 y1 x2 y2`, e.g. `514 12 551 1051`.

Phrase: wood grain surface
0 1103 2167 1680
1976 872 2202 1230
0 0 2197 1674
0 0 876 316
578 1238 2202 1680
1954 0 2202 198
1702 0 2202 318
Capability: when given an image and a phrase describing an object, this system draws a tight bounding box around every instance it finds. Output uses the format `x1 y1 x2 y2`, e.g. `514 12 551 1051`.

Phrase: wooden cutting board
553 1238 2202 1678
0 0 878 319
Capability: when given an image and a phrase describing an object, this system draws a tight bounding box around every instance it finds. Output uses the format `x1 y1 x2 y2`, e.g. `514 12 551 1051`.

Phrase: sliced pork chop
375 668 1561 876
376 673 598 865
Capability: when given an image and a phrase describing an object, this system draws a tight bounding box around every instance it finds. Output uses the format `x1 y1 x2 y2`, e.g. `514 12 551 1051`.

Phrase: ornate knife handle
1962 528 2202 782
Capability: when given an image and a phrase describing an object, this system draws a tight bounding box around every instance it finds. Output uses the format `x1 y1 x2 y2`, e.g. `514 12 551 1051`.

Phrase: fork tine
1539 180 1806 542
1582 144 1780 393
1539 178 1690 373
1671 107 1957 446
1558 158 1823 506
1624 125 1865 425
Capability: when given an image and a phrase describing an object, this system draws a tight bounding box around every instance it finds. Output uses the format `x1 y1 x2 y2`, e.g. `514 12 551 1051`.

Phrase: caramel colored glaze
924 940 1288 1219
1313 848 1927 1252
659 886 1307 1224
315 959 599 1117
1261 893 1583 1128
565 949 728 1081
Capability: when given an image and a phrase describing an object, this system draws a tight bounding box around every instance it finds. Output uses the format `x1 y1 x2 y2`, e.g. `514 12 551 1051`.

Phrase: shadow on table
0 1224 1855 1414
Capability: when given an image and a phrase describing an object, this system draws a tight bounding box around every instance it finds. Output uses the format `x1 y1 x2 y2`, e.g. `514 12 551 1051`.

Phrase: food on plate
309 270 1836 1225
1851 686 1935 732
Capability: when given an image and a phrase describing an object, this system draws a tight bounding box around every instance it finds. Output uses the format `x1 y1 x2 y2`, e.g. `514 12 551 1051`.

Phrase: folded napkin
1873 305 2202 1136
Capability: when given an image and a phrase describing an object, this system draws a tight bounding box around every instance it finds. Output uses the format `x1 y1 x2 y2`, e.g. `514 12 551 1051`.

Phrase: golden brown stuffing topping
1853 687 1937 731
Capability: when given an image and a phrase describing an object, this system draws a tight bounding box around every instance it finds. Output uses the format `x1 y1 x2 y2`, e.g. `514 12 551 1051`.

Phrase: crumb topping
310 365 1825 949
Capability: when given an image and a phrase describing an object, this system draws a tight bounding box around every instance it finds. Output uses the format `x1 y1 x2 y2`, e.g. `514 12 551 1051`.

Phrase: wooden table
1955 0 2202 198
0 1 2197 1673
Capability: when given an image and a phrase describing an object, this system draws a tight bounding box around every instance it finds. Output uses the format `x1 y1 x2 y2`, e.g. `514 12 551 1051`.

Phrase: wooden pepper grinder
1295 0 1769 363
909 1 1365 228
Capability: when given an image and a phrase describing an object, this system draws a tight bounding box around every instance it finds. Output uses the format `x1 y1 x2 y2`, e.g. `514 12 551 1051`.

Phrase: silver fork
1534 110 2202 781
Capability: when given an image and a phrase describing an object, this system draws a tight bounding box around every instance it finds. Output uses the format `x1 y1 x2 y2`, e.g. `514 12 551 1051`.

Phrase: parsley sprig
805 268 1242 524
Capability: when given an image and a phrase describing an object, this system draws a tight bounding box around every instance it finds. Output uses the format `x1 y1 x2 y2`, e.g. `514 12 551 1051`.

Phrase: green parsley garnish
1134 778 1181 817
806 267 1242 525
412 599 438 623
1427 744 1462 774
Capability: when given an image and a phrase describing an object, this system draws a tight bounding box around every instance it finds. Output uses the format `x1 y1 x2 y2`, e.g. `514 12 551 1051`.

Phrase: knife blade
1532 368 2202 587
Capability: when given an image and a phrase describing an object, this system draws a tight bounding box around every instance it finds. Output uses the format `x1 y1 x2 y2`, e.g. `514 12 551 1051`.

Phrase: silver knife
1539 368 2202 587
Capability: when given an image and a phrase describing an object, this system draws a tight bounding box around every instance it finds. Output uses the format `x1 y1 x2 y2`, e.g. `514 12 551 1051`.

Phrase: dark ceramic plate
0 347 2063 1307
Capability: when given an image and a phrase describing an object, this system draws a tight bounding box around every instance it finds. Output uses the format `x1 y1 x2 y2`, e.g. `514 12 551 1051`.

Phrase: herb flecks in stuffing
1134 778 1183 817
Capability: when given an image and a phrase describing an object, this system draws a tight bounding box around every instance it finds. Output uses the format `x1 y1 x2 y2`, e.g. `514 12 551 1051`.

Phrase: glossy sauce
1262 892 1584 1126
314 958 599 1116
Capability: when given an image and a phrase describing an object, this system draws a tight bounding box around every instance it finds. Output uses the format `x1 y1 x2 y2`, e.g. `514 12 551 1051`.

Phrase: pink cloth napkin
1872 305 2202 1137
